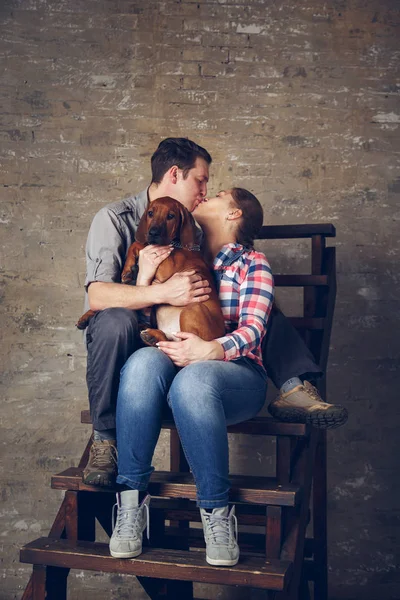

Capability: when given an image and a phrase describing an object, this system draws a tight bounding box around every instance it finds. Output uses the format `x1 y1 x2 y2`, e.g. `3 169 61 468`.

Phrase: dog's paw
140 328 168 346
76 309 97 330
121 264 139 285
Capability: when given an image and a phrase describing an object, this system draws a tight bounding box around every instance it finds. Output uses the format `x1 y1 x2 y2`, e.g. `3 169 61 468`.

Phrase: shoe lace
303 381 324 403
204 512 238 546
91 443 117 468
112 502 150 541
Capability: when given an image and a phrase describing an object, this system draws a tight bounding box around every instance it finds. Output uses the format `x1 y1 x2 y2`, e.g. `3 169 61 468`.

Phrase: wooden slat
185 417 307 437
80 410 309 436
51 468 301 507
266 506 283 559
32 565 46 600
148 497 269 526
257 224 336 240
149 472 300 506
20 537 292 591
274 275 328 287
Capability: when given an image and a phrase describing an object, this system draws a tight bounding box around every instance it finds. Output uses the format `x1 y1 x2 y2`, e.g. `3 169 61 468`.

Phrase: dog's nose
148 226 161 236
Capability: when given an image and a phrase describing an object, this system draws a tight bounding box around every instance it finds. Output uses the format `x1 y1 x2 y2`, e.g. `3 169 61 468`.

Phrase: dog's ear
178 202 197 248
135 209 148 244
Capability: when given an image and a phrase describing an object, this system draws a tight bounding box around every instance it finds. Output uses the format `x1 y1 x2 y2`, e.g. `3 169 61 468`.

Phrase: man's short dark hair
151 138 212 184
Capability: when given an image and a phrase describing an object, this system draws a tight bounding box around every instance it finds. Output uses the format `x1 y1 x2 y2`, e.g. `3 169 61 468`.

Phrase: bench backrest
256 223 336 376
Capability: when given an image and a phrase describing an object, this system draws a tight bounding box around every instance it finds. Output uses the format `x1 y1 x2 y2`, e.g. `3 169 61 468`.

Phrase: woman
109 188 274 567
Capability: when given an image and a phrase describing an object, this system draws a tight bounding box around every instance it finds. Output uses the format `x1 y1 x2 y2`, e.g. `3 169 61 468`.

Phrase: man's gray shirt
84 188 149 312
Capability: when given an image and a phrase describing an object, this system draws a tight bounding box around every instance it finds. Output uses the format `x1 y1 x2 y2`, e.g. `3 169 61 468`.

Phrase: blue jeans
116 347 268 508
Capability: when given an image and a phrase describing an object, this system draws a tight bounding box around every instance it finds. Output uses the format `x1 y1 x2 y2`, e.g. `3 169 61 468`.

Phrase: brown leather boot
268 381 348 430
83 439 117 487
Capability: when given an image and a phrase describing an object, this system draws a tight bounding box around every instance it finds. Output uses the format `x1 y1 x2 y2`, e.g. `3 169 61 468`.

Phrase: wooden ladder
20 223 336 600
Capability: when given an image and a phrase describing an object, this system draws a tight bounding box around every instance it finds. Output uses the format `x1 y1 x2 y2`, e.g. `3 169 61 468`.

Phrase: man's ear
169 165 179 184
179 203 197 247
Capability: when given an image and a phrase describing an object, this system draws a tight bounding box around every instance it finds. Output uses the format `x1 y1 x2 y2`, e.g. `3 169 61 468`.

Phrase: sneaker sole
82 471 116 487
268 403 348 430
206 555 239 567
110 546 142 559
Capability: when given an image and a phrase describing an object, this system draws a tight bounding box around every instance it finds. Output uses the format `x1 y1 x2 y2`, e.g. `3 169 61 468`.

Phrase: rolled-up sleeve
84 208 127 291
216 257 274 361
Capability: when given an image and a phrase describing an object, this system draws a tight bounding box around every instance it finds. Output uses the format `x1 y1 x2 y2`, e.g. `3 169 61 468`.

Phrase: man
82 137 347 487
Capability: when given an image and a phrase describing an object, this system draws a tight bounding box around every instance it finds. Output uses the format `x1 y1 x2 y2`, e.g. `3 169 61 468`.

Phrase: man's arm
88 271 211 311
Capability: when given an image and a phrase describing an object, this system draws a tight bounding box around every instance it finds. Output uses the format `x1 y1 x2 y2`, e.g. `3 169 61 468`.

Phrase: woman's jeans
116 347 268 508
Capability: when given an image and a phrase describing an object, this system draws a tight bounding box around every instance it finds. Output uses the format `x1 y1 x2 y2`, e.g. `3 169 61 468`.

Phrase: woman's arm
216 254 274 361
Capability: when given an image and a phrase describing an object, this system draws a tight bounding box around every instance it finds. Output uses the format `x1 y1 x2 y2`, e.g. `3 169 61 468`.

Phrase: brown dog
77 197 225 346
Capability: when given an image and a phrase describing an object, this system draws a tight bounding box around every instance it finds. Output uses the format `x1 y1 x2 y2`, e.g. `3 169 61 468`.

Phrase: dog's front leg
121 242 144 285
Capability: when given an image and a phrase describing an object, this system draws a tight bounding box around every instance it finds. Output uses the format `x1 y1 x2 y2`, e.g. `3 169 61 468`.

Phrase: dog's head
135 196 198 248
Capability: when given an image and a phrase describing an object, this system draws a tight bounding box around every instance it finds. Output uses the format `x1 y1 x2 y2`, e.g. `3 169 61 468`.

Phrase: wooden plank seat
20 222 337 600
80 409 310 436
20 537 293 591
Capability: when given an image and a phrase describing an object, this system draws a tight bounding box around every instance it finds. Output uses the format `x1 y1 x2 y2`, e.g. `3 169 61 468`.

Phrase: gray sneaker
200 506 239 566
109 493 150 559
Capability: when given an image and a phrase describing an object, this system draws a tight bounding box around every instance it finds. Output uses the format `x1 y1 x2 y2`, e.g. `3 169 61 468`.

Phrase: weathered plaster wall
1 0 399 598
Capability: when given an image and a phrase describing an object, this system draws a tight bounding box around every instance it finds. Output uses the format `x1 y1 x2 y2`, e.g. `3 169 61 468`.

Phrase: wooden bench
20 223 336 600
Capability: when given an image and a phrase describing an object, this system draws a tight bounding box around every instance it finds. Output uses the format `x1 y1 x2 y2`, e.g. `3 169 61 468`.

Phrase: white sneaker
109 491 150 559
200 506 239 566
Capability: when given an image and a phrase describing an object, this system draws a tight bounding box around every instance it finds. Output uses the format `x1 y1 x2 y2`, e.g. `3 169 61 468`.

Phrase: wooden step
80 410 309 436
52 468 301 506
20 537 292 591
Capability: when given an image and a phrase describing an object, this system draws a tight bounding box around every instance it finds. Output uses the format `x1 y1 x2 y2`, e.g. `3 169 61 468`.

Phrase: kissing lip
194 198 208 209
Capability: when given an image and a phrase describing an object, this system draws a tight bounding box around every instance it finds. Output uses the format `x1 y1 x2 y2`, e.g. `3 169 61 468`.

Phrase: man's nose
200 182 207 196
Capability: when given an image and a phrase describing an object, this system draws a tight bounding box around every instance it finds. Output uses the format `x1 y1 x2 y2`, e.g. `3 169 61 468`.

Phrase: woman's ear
179 203 197 247
226 208 243 221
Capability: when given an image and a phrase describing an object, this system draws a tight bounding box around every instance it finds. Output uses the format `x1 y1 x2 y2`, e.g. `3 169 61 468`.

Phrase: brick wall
1 0 399 598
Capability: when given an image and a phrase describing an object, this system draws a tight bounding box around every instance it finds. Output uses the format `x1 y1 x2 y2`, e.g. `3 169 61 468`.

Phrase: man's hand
157 332 224 366
137 244 172 286
160 270 211 306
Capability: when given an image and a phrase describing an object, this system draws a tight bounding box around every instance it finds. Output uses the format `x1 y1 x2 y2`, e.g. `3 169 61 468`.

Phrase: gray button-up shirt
84 188 150 312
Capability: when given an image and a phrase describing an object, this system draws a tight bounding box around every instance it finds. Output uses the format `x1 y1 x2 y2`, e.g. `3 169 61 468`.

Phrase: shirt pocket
221 267 240 287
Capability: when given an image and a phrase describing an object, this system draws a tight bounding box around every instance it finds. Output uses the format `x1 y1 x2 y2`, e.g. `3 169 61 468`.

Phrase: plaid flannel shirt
213 243 274 369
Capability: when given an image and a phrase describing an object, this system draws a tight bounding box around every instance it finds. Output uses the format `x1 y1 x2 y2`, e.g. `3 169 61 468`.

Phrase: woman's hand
136 244 172 286
157 332 224 367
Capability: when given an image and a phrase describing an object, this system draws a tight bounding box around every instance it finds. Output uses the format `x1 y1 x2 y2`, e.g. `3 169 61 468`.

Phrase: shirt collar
134 187 151 223
213 243 246 269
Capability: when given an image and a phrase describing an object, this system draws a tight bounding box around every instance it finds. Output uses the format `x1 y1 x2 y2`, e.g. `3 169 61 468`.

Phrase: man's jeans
86 306 322 431
116 347 268 508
